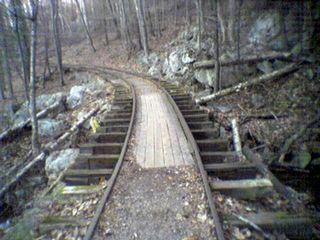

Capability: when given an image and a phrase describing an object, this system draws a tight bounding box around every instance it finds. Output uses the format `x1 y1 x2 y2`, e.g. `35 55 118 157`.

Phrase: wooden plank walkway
129 78 194 168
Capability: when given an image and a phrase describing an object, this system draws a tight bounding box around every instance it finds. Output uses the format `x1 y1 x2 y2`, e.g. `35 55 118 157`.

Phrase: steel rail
65 64 225 240
64 67 137 240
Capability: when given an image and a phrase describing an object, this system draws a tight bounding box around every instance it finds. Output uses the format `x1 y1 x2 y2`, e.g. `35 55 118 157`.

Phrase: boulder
148 64 161 78
66 85 87 109
168 50 183 73
137 51 160 66
38 118 66 139
248 12 281 49
45 148 79 180
194 69 215 87
13 92 67 126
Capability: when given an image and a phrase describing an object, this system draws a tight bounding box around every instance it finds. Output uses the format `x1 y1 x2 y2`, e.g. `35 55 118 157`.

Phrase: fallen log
243 145 300 201
278 112 320 164
231 119 244 161
193 51 292 69
0 106 100 199
196 63 299 104
0 102 61 142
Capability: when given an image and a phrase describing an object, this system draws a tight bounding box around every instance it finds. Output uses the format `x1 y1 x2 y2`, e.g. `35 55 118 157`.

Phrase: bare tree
29 0 40 154
75 0 96 52
119 0 133 52
106 0 121 39
196 0 203 51
134 0 149 57
213 0 220 93
153 0 161 38
50 0 64 86
0 3 14 106
185 0 191 29
11 0 30 101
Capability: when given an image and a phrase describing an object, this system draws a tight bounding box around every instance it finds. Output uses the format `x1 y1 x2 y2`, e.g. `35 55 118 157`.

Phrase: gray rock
194 69 215 87
249 12 281 48
45 148 79 180
168 50 183 73
148 64 162 78
257 61 273 74
13 92 67 126
66 85 87 109
137 51 160 66
38 118 66 139
181 50 195 64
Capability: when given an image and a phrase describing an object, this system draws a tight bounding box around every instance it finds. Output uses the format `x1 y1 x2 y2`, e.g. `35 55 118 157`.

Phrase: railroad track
37 74 136 239
159 80 320 239
24 65 319 239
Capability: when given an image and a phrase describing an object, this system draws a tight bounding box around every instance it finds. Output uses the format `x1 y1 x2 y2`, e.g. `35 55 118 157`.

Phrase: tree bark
196 0 203 51
134 0 149 58
107 0 121 39
153 0 161 38
75 0 96 52
0 5 14 104
29 0 40 155
101 0 109 45
217 0 227 45
193 51 292 69
185 0 190 28
11 0 29 101
196 63 298 104
213 0 220 92
50 0 64 86
119 0 133 52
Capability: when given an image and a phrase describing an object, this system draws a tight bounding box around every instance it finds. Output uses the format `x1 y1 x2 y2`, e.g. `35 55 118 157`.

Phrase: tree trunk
228 0 236 45
29 0 40 155
217 0 227 45
102 0 109 45
107 0 121 39
0 5 14 104
75 0 96 52
196 63 298 104
119 0 133 52
11 0 29 101
50 0 64 86
185 0 190 28
193 51 292 69
196 0 203 51
153 0 161 38
134 0 149 58
213 0 220 92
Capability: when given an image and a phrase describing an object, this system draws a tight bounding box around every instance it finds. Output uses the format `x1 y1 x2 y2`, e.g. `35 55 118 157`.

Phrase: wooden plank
227 211 319 238
64 168 113 177
210 178 273 200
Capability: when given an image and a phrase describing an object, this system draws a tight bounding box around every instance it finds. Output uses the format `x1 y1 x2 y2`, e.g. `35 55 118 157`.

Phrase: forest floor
1 26 319 239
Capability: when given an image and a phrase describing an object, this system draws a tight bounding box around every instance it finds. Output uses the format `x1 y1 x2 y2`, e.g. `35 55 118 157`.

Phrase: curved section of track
63 65 319 239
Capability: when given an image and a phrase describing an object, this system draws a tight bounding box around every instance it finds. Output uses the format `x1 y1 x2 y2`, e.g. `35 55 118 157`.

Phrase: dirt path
94 78 215 239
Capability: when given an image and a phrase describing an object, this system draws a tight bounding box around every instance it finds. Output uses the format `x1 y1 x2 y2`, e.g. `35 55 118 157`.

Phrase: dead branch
196 63 299 104
0 102 61 142
193 51 292 69
231 213 272 240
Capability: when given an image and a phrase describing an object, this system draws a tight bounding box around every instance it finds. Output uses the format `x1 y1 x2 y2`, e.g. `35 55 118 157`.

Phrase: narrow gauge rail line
38 68 136 240
62 65 319 239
